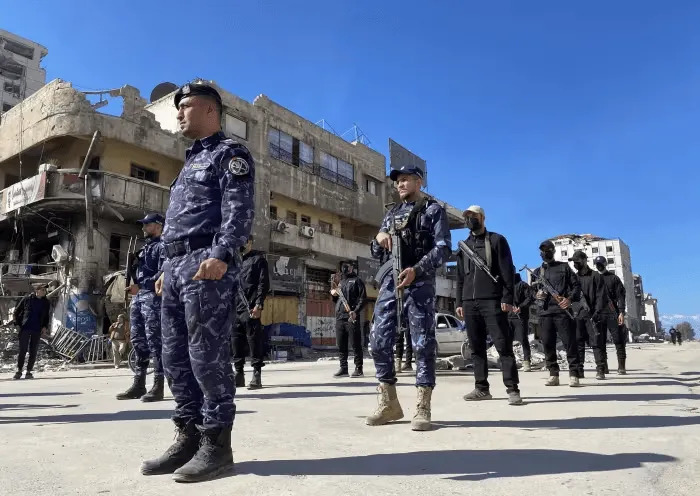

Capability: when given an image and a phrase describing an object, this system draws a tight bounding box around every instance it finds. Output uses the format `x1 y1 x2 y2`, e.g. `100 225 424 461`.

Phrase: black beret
174 82 223 109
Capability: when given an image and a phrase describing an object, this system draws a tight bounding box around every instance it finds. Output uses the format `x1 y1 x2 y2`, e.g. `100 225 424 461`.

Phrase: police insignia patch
229 157 249 176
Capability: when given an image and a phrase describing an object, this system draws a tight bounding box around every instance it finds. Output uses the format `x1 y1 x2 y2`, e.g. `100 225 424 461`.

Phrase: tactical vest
389 198 436 270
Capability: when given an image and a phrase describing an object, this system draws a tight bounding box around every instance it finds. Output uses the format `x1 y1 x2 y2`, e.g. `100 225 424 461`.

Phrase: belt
163 235 215 259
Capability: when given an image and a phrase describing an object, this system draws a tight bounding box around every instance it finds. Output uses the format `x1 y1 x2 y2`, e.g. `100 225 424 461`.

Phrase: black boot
141 420 201 475
617 358 627 375
141 376 165 402
234 370 245 388
248 369 262 389
116 374 146 400
351 366 363 378
333 366 349 378
13 371 22 380
172 427 234 483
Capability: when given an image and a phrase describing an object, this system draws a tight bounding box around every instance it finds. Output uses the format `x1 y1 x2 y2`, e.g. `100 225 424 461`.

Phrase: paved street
0 342 698 496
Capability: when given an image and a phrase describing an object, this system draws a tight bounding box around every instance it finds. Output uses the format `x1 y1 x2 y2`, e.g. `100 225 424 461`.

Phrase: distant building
0 29 48 118
545 234 643 334
642 293 661 335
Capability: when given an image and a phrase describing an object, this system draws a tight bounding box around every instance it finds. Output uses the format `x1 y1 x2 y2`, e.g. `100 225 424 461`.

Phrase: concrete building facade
642 293 661 336
0 29 48 118
547 234 643 335
0 78 463 346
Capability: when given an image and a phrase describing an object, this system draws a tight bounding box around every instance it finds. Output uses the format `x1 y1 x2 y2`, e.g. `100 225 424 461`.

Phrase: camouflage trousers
370 276 437 387
161 247 237 429
129 290 163 377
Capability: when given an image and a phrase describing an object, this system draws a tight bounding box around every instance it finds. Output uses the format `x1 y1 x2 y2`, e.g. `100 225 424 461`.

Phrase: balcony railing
269 146 358 191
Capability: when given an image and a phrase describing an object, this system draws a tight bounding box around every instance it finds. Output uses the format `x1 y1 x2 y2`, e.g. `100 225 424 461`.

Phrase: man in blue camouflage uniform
140 82 254 483
116 213 166 402
366 166 451 432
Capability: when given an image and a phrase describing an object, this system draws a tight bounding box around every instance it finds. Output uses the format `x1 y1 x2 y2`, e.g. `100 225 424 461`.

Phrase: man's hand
193 258 228 281
376 232 392 251
512 306 521 315
558 297 571 310
127 284 139 296
155 273 164 296
456 307 464 319
536 290 546 300
396 267 416 289
349 311 357 322
618 313 624 326
41 327 48 338
501 303 514 313
330 288 338 297
250 305 262 319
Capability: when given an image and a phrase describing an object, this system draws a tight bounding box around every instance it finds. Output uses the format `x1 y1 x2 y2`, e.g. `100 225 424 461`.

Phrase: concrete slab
0 343 698 496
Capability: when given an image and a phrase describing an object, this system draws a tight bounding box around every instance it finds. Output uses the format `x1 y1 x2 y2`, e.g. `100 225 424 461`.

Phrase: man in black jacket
13 284 51 380
532 240 581 387
593 256 628 374
508 269 532 372
569 250 607 380
456 205 521 405
331 261 367 378
233 236 270 389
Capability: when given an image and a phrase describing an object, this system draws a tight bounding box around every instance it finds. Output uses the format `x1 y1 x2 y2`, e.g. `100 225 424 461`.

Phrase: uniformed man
233 235 270 390
593 256 628 374
330 261 367 378
140 82 254 483
532 240 582 387
569 250 607 380
509 269 532 373
117 213 166 402
669 327 677 345
366 166 451 431
456 206 521 405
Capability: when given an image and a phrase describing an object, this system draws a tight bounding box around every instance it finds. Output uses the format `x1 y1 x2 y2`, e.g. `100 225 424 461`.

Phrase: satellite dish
149 82 178 103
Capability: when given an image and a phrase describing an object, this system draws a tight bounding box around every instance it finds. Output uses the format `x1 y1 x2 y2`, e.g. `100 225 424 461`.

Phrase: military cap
174 82 222 109
137 213 165 225
389 166 424 181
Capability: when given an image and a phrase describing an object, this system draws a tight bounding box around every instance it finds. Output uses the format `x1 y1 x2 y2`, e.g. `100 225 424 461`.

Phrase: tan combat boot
366 383 404 426
411 386 432 431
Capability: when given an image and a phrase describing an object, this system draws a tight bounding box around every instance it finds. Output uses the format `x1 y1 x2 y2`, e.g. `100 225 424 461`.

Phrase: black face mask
341 266 351 278
595 264 606 273
573 261 586 271
465 217 482 232
540 250 555 262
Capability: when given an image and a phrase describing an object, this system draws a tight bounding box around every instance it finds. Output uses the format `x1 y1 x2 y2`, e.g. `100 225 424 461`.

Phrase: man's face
177 95 215 139
142 222 162 238
395 174 421 199
464 211 484 227
35 288 46 298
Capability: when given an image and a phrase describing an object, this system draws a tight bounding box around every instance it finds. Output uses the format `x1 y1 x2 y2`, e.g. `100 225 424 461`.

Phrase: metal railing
268 145 359 191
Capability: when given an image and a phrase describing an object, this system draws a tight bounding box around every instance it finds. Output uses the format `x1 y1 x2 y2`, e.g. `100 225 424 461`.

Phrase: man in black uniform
331 261 367 378
456 205 522 405
233 236 270 390
569 250 607 381
532 240 581 387
669 327 677 345
508 269 532 372
593 256 628 374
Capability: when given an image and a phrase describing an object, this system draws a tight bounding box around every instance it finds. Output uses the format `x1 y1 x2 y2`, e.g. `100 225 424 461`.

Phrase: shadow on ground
0 392 81 398
240 390 375 400
432 415 700 431
235 449 676 480
0 403 79 411
0 409 254 425
528 393 698 403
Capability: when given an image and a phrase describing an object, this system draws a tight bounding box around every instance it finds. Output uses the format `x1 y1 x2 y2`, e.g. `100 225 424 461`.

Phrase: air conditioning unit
272 220 288 233
300 225 315 238
51 245 70 264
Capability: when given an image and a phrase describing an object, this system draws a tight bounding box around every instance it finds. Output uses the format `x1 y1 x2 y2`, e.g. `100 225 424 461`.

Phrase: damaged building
0 78 463 346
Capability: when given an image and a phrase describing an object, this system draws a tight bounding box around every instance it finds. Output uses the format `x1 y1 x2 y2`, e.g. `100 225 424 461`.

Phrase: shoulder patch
229 156 250 176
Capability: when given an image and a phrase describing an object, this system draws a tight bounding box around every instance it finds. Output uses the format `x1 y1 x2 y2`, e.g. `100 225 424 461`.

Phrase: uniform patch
190 163 209 170
229 157 250 176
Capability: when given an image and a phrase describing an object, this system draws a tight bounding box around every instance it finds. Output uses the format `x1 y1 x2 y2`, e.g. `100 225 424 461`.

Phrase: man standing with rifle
456 206 522 405
508 268 533 372
525 240 581 387
330 261 367 378
593 256 628 374
117 213 166 402
569 250 607 380
366 165 451 431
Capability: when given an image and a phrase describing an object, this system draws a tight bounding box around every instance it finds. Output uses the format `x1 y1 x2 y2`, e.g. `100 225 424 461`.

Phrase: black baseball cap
389 166 424 181
539 240 555 251
137 213 165 226
174 82 222 109
568 250 587 262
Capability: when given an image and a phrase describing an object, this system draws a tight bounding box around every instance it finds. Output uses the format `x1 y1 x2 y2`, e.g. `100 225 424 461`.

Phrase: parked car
435 312 467 356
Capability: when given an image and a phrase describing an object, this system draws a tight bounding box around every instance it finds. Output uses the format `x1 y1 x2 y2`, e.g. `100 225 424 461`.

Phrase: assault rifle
234 250 252 317
458 240 498 283
330 273 355 323
520 264 575 320
123 236 137 310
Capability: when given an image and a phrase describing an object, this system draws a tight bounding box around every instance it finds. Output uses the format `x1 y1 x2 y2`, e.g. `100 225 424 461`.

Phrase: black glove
592 312 601 323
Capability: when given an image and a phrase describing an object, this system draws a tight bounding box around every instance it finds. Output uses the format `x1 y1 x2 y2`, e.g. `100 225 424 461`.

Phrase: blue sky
3 1 699 324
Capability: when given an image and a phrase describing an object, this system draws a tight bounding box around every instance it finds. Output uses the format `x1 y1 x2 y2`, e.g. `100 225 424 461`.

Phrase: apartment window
3 81 20 96
2 103 12 112
319 221 333 235
225 113 247 140
592 247 599 254
300 215 311 226
130 164 159 183
319 151 338 182
337 159 354 189
365 177 379 195
561 250 568 257
4 174 20 187
606 246 613 253
268 127 313 168
269 205 278 220
2 38 34 59
286 210 298 226
108 234 130 271
607 258 614 265
80 156 101 170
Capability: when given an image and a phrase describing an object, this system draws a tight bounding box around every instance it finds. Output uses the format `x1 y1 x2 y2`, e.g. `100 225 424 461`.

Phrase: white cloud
660 314 700 327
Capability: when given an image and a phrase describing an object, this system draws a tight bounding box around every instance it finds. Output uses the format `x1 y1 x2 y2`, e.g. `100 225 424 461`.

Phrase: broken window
300 215 311 226
1 38 34 59
130 164 159 183
2 103 12 112
3 81 20 96
269 205 278 220
286 210 298 226
319 221 333 235
80 156 101 171
109 234 131 271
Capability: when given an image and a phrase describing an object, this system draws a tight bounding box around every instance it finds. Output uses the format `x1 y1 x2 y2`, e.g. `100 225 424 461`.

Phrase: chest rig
389 198 436 270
